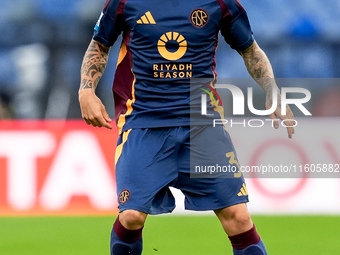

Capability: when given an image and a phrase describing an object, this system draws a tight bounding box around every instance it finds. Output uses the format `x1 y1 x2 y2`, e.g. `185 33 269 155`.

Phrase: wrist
78 88 95 100
79 88 95 94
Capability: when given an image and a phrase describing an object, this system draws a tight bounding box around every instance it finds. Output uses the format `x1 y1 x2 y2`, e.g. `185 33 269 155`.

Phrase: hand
266 93 295 139
78 89 113 129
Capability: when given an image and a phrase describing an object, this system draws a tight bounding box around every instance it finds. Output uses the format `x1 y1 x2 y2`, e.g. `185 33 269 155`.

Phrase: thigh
115 128 178 215
175 125 249 211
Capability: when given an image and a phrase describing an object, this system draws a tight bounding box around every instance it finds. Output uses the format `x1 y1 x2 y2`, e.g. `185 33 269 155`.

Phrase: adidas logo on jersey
137 11 156 24
237 183 249 196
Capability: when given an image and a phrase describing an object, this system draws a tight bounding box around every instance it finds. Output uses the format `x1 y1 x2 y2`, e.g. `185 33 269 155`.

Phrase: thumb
101 104 112 122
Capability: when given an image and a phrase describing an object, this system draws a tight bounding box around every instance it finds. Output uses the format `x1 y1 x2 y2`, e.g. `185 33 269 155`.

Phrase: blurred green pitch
1 215 339 255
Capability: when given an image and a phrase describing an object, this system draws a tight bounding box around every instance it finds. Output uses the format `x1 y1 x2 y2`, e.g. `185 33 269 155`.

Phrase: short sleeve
219 0 254 50
93 0 125 47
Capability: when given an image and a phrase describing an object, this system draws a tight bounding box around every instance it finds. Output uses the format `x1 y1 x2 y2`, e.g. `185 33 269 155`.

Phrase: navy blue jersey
93 0 254 133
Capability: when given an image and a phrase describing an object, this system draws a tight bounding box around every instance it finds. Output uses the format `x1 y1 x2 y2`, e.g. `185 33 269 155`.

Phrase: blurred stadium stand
0 0 339 119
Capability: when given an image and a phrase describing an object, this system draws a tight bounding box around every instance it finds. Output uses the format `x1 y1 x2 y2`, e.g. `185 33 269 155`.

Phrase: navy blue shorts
115 125 248 215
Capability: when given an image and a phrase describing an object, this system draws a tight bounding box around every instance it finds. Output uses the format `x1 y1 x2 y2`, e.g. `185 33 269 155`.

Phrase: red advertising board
1 118 340 215
0 120 119 216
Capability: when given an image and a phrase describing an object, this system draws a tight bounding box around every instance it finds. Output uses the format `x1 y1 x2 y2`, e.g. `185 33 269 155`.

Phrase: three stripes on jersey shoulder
137 11 156 24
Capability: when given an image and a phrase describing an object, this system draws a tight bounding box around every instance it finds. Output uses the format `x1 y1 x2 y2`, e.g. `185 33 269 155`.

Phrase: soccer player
78 0 295 254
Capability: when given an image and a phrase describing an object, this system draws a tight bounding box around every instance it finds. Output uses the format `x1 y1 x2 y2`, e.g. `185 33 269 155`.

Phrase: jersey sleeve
93 0 125 47
219 0 254 50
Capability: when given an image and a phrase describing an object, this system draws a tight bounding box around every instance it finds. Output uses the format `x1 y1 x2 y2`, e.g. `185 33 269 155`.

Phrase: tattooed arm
78 39 112 129
238 40 295 138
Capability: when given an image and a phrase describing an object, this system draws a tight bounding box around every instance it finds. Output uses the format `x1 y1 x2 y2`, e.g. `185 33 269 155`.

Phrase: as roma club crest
119 190 130 204
190 9 209 28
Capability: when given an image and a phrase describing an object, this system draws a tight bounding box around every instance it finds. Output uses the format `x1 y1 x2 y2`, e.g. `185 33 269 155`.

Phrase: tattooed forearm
79 40 110 91
239 40 282 109
239 41 294 138
238 41 275 92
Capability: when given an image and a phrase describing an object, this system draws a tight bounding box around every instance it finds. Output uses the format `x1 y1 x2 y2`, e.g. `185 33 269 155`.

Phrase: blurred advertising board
0 120 118 216
0 119 339 215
